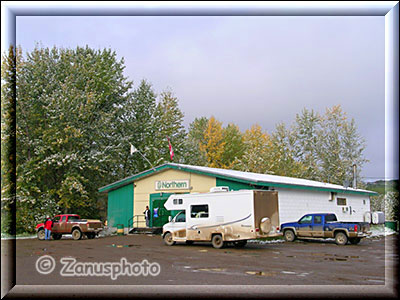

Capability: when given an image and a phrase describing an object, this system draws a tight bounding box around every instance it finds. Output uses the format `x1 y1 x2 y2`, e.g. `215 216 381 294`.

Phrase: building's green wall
216 178 259 191
107 183 134 227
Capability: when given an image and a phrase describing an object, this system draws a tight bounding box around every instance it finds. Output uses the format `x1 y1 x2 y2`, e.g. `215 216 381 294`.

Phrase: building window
190 204 209 218
363 200 366 205
337 198 347 206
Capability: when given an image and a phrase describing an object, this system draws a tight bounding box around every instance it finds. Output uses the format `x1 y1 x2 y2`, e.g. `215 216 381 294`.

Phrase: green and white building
99 163 377 229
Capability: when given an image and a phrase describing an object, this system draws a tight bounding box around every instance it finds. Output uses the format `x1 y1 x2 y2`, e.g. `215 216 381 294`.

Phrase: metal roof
98 163 377 196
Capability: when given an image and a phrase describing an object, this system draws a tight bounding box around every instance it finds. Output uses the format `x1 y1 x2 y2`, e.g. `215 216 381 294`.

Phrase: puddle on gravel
311 253 359 261
106 244 139 248
246 271 276 277
325 257 347 261
197 268 226 272
280 271 310 277
198 250 208 252
323 254 359 262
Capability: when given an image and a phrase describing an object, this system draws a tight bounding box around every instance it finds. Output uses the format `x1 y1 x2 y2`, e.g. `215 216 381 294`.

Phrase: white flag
130 143 138 155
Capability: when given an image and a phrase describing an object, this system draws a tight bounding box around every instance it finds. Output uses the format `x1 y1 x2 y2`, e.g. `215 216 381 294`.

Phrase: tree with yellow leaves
199 116 226 168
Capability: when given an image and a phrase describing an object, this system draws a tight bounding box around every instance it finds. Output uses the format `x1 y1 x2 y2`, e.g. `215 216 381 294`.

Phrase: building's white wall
276 188 370 224
132 168 371 225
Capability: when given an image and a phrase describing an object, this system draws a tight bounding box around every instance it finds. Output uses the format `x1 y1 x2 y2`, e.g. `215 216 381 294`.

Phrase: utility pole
353 164 357 189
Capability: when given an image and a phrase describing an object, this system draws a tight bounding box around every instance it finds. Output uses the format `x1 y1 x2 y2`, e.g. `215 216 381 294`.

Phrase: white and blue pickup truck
280 213 371 245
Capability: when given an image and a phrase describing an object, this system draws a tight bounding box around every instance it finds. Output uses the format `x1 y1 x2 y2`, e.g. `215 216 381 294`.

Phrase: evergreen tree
293 108 321 180
221 123 245 168
317 105 367 185
341 118 368 186
154 90 186 163
269 123 306 178
235 124 271 173
183 117 209 166
116 79 158 177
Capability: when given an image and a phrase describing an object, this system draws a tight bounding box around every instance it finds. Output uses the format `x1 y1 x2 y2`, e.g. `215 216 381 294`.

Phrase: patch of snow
248 239 285 244
367 225 397 238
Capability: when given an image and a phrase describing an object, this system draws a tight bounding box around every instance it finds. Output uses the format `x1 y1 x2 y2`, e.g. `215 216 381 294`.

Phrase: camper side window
190 205 209 218
173 199 183 205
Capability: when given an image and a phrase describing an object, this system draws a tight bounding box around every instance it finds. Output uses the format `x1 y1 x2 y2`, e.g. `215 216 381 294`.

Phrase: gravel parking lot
8 233 396 288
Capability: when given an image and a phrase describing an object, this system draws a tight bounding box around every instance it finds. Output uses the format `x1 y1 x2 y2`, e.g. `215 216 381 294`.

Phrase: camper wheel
211 234 225 249
163 232 175 246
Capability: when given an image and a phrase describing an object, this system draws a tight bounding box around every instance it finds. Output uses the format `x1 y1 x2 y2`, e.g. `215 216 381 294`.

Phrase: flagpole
130 143 156 172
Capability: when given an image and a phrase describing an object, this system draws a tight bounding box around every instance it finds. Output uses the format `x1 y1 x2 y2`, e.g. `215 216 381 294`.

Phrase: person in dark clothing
143 206 150 227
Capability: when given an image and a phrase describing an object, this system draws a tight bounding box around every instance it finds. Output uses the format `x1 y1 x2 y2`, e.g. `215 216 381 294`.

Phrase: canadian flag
167 136 174 161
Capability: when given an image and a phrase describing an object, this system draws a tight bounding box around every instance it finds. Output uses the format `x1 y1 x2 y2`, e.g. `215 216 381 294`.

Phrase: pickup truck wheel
335 232 348 245
211 234 225 249
234 240 247 248
163 232 175 246
52 233 62 240
72 228 82 240
349 237 361 245
284 230 296 242
37 228 45 240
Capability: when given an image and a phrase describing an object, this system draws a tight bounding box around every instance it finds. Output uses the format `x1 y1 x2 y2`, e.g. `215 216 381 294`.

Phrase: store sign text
155 180 190 190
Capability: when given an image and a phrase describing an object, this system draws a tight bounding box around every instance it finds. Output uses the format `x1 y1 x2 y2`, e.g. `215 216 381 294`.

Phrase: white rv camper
162 188 280 248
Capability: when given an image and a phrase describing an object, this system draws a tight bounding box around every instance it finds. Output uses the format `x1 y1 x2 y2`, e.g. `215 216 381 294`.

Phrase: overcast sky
16 16 385 181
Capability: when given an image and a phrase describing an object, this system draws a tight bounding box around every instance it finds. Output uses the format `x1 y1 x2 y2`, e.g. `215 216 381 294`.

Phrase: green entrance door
149 193 182 228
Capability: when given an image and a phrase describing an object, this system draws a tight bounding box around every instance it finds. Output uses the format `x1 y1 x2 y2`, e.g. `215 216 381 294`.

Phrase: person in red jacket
44 216 53 240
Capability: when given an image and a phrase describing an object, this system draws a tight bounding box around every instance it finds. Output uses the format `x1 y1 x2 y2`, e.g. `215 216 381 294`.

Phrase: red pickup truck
36 214 103 240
